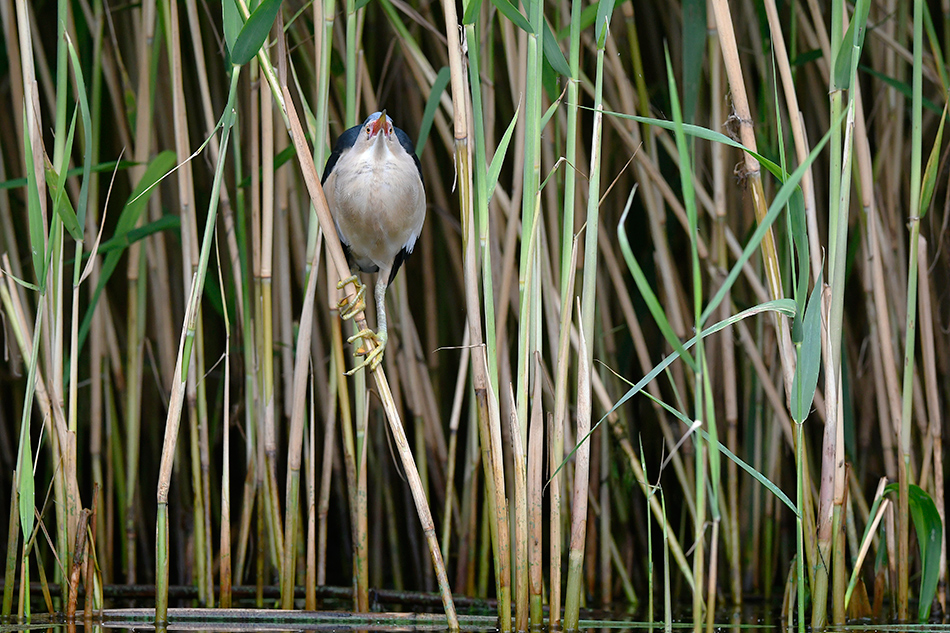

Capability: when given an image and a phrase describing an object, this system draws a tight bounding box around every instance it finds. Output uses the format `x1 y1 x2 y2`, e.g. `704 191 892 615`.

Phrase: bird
322 110 425 374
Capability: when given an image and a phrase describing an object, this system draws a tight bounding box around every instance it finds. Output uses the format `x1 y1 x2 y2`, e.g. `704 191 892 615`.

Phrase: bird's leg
345 279 389 374
336 273 366 320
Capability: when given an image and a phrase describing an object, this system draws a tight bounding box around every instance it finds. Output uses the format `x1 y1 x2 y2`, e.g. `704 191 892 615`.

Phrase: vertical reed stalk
508 386 528 632
564 301 591 630
565 0 609 622
527 360 544 625
708 0 794 395
551 0 583 623
444 0 509 627
123 0 156 586
156 67 240 624
897 0 924 619
219 257 232 608
441 328 471 558
281 231 324 608
516 0 543 448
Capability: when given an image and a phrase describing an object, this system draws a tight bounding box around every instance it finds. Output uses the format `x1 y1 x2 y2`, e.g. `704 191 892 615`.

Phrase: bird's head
345 111 406 165
322 110 423 187
363 110 394 140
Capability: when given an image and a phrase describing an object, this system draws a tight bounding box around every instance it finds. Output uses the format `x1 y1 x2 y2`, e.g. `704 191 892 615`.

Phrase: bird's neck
371 136 391 163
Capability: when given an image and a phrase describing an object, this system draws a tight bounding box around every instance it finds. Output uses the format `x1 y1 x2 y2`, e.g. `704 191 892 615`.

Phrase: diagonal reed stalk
3 0 949 628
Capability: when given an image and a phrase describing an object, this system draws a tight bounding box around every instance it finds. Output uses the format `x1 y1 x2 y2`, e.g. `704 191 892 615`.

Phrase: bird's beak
371 110 389 137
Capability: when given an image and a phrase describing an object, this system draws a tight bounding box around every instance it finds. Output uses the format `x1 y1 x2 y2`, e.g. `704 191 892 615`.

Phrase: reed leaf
486 106 519 198
790 273 823 424
22 109 46 288
885 483 943 621
491 0 531 33
554 297 796 477
230 0 283 66
417 67 450 157
918 103 947 219
639 387 797 514
65 33 93 230
541 21 571 78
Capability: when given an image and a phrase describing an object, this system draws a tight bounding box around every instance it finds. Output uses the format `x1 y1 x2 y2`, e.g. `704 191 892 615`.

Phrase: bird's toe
344 329 387 375
337 274 366 320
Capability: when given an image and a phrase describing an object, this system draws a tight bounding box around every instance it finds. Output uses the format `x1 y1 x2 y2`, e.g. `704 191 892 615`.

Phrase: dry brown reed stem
527 359 543 625
66 508 90 619
550 230 578 628
762 0 820 280
860 236 897 478
707 7 741 596
441 327 472 558
598 398 610 609
328 283 359 596
564 300 592 629
709 0 795 400
123 0 157 585
219 265 233 609
356 392 369 610
507 385 528 633
13 0 44 223
438 0 508 626
281 220 323 608
234 456 256 586
868 204 903 480
316 328 337 589
0 0 24 149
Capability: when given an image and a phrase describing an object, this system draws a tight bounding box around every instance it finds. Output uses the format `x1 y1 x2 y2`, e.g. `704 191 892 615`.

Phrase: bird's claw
336 275 366 320
345 328 387 375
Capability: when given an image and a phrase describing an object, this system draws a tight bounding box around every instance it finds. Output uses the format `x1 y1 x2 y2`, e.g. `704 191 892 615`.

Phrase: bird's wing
394 127 424 186
388 245 411 286
387 205 424 286
322 123 362 183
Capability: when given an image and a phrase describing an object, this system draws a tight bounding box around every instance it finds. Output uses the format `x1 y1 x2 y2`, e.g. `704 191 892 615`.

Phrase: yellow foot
336 274 366 320
345 328 388 375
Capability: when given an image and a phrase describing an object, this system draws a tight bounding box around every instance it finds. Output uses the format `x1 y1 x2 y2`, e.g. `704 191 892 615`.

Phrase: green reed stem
899 0 924 618
156 66 240 624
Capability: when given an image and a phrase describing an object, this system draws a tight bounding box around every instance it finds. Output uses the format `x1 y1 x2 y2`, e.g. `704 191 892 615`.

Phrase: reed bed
0 0 948 629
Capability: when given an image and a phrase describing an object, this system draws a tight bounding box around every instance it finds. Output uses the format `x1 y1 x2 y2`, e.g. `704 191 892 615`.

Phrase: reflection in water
4 606 950 633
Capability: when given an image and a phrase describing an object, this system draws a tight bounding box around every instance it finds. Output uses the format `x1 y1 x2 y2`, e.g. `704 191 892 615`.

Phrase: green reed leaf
885 483 943 621
542 20 571 77
595 0 616 47
918 103 947 219
223 0 243 59
491 0 532 34
230 0 282 66
22 109 46 289
45 108 83 242
486 105 519 199
417 67 451 157
791 272 823 424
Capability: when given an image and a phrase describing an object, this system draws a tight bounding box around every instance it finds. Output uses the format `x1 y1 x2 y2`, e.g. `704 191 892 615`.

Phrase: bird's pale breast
327 144 425 272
